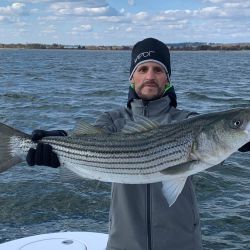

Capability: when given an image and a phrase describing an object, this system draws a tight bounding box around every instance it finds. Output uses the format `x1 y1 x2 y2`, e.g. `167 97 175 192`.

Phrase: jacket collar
130 95 175 118
127 85 177 109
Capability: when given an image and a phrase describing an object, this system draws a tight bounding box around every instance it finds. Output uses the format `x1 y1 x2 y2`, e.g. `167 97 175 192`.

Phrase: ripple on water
0 50 249 248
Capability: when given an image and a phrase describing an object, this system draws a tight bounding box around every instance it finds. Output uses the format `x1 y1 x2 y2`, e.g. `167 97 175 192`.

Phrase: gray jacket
95 96 203 250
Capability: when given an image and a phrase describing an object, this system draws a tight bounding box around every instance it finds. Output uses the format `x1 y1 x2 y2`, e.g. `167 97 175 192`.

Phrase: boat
0 231 108 250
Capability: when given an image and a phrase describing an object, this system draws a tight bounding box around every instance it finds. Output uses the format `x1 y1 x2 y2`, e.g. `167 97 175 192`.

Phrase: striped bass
0 108 250 206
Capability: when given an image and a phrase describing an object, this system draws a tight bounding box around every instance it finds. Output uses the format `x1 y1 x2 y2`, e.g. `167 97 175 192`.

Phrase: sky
0 0 250 45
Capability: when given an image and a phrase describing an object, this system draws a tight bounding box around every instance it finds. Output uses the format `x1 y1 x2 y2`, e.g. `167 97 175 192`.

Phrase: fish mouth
244 122 250 140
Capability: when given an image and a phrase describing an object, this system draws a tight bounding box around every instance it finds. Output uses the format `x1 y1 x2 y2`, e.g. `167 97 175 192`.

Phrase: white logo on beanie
134 51 155 64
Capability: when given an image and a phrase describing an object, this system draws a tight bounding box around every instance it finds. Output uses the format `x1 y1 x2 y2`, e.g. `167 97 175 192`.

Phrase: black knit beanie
129 38 171 80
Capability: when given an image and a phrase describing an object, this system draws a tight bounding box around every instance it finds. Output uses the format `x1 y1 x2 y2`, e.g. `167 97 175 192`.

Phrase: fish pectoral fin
162 178 187 207
160 161 196 175
161 162 194 206
71 120 105 136
122 116 160 134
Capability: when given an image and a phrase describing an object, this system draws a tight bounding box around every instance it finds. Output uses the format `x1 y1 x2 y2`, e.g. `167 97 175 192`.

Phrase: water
0 49 249 249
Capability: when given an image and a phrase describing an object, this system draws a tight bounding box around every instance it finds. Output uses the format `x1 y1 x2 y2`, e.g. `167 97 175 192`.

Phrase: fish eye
232 119 243 128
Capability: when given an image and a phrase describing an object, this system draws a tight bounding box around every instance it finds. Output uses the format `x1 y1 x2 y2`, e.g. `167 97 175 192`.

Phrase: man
93 38 202 250
26 38 250 250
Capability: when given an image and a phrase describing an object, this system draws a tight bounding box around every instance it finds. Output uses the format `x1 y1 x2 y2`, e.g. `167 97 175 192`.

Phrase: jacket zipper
143 104 152 250
147 184 152 250
143 103 148 117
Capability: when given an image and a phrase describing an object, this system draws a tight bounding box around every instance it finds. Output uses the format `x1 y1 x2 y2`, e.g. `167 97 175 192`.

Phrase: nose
145 68 155 80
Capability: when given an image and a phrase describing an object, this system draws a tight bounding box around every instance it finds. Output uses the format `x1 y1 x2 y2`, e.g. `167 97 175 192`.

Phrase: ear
166 73 170 83
130 77 135 84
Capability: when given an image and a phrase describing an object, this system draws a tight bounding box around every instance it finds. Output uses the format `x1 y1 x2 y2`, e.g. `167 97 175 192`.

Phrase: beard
136 80 165 101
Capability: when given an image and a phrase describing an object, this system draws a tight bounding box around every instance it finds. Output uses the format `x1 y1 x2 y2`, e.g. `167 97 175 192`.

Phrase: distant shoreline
1 42 250 51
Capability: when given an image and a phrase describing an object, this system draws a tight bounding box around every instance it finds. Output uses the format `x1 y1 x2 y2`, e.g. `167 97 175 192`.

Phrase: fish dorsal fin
72 120 104 136
122 116 160 134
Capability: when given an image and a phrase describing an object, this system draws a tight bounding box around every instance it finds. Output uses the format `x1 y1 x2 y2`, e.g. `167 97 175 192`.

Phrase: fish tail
0 122 30 173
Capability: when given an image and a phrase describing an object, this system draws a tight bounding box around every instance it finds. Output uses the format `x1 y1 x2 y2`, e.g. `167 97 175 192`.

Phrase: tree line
1 42 250 51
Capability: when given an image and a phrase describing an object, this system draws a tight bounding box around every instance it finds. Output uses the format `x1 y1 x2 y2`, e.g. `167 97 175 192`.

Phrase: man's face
131 62 169 101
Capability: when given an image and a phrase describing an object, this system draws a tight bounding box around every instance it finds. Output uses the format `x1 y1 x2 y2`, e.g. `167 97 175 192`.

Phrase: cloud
196 6 228 17
108 26 120 31
0 16 8 22
0 3 28 16
74 24 93 31
70 24 93 35
0 3 29 24
2 0 250 44
197 2 250 19
205 0 250 4
96 15 130 23
42 24 57 34
38 15 63 22
16 0 109 7
128 0 135 6
153 10 192 22
49 2 119 16
134 11 149 21
205 0 225 3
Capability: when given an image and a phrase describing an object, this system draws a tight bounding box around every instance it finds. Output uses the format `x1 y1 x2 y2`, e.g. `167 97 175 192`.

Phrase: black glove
238 142 250 152
26 130 67 168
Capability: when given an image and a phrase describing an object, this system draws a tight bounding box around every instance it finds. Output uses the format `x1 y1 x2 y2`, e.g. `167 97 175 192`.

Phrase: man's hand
26 129 67 168
238 142 250 152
